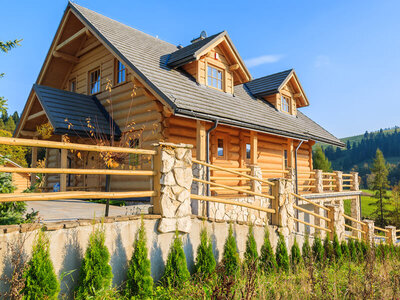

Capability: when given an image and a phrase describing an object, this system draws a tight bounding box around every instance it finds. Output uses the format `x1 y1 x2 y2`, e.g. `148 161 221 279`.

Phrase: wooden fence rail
0 167 156 176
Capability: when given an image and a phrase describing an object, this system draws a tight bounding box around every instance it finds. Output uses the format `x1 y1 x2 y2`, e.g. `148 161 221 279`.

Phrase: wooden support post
196 120 206 161
60 149 68 192
30 137 38 186
250 131 257 165
152 146 162 214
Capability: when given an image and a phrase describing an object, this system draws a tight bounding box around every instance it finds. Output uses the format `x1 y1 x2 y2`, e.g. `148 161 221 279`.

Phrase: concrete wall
0 216 304 298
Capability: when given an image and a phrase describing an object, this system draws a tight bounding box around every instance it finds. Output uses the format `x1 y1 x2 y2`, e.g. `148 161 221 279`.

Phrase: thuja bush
22 229 59 300
323 235 333 262
222 223 240 276
244 224 258 266
341 240 350 260
347 238 357 261
259 227 277 274
75 225 113 299
302 233 312 263
290 237 302 271
275 234 289 272
332 232 342 262
161 229 190 288
194 227 216 278
354 240 363 262
312 235 324 263
126 218 153 298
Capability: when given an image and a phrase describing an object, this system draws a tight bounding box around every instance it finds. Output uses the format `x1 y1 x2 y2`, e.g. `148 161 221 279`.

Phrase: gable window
89 68 101 94
246 143 251 160
116 61 126 84
281 95 290 113
207 66 223 90
69 79 76 92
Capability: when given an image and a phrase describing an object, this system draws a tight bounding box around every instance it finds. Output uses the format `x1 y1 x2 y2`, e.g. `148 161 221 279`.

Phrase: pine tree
332 232 342 262
22 230 59 299
323 235 333 262
312 235 324 263
302 233 312 263
162 229 190 288
222 223 240 276
244 224 258 266
370 149 390 227
341 241 350 260
259 227 277 274
290 237 302 271
275 234 289 272
4 117 15 132
313 146 332 172
126 218 153 298
75 225 113 299
194 227 216 278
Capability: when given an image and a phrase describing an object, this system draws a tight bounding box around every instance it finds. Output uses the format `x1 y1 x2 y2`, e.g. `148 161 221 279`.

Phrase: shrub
22 230 59 299
290 237 302 271
323 235 333 262
75 225 113 299
194 226 216 278
341 241 350 260
354 239 363 262
161 229 190 288
259 227 277 274
126 218 153 298
244 224 258 266
302 233 312 263
312 235 324 263
332 232 342 262
222 223 240 276
275 234 289 272
347 238 357 261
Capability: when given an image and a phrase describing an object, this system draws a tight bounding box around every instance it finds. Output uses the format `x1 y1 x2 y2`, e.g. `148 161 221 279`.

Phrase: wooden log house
14 2 345 196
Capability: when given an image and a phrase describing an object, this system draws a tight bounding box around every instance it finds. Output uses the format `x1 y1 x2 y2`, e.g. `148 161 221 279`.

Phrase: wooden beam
196 120 206 161
31 137 37 186
0 167 156 176
60 148 68 192
229 63 239 71
250 131 257 165
27 110 46 121
76 40 101 57
55 27 88 51
20 130 39 137
53 51 79 64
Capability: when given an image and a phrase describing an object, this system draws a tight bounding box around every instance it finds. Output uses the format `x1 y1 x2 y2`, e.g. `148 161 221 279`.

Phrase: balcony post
350 172 359 191
334 171 343 192
314 169 323 193
385 225 396 244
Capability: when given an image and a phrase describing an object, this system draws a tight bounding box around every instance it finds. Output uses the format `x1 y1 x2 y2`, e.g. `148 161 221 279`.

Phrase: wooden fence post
60 149 68 192
152 146 161 215
385 226 396 244
30 137 38 187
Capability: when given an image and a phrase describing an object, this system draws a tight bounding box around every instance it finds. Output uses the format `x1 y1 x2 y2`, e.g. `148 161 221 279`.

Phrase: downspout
205 119 218 217
294 140 304 231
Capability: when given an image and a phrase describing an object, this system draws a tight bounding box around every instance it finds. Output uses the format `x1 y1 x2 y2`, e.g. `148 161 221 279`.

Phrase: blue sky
1 0 399 138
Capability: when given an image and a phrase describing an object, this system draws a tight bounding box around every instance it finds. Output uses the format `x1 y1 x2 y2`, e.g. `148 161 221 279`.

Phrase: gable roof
46 3 343 147
33 84 121 138
245 69 293 97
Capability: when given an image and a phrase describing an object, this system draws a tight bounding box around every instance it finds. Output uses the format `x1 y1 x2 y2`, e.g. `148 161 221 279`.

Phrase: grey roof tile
245 69 293 97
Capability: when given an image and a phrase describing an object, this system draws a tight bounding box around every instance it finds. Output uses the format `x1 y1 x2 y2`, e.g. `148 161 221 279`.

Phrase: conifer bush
290 237 302 271
341 240 350 260
323 235 333 262
312 235 324 263
354 240 363 262
126 218 153 298
222 223 240 276
75 225 113 299
244 224 258 266
275 234 289 272
302 233 312 263
259 227 277 274
347 238 357 261
194 227 216 278
22 229 59 300
161 229 190 288
332 232 342 262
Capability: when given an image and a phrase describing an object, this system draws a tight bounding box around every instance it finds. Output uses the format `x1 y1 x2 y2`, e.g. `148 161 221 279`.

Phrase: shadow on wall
59 229 83 299
150 236 164 282
183 234 194 272
110 227 128 287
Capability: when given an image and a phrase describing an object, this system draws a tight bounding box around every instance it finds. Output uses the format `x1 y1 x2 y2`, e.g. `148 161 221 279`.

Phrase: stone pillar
271 178 295 238
191 163 206 216
326 204 345 241
334 171 343 192
314 169 323 193
351 172 359 191
155 142 193 233
351 196 361 239
362 220 374 245
385 225 396 244
250 165 262 193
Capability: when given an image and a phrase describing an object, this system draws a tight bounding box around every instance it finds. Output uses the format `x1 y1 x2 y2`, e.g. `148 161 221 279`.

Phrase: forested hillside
321 127 400 188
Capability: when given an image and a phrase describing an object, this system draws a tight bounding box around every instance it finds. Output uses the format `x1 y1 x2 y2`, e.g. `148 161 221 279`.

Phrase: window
281 96 290 113
69 79 76 92
284 150 288 168
89 68 101 94
217 138 224 157
207 66 223 90
116 61 126 84
129 138 140 166
246 143 251 160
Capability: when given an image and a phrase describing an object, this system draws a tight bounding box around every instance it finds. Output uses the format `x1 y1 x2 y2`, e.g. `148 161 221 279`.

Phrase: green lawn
344 189 394 219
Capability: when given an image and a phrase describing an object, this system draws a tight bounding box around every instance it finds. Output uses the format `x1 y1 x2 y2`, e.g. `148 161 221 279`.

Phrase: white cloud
314 55 331 68
245 54 283 68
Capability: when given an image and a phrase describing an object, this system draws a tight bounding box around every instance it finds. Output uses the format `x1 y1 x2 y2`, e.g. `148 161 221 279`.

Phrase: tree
244 224 258 266
0 129 28 166
312 235 324 263
275 234 289 272
4 117 15 132
332 232 342 262
323 235 333 262
194 226 216 278
259 227 277 274
161 229 190 288
347 239 357 262
340 241 350 260
370 149 390 227
126 218 153 298
290 237 302 271
22 230 59 299
302 233 312 263
75 225 113 299
313 146 332 172
222 223 240 276
388 182 400 227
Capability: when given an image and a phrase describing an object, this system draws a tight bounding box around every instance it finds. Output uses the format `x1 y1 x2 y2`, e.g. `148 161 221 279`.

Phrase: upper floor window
218 138 224 157
246 143 251 160
207 66 223 90
284 149 288 168
281 95 290 113
69 79 76 93
116 61 126 84
89 68 101 94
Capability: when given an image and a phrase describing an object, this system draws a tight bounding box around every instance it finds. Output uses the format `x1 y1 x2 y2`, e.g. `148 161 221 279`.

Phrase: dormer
245 69 309 116
167 31 251 94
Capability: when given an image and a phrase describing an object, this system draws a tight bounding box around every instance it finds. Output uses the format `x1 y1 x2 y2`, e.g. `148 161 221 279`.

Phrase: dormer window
281 95 290 113
207 66 223 90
